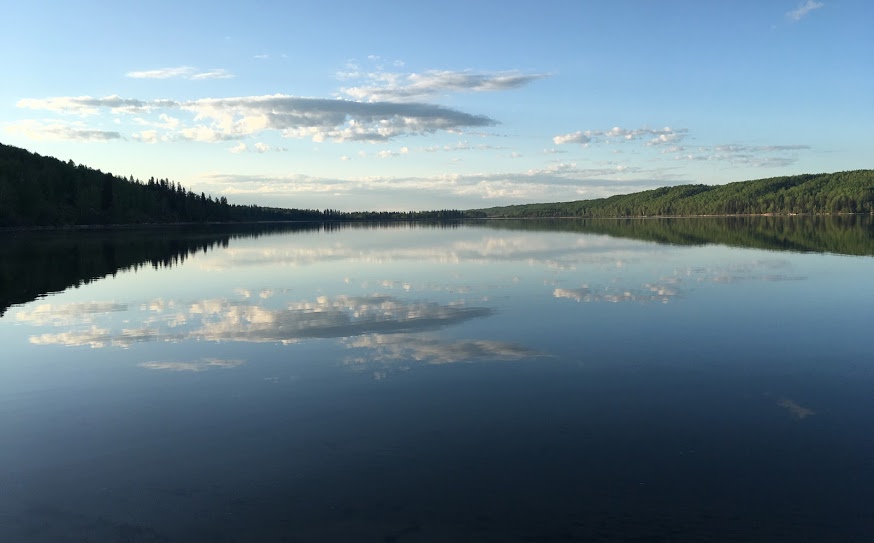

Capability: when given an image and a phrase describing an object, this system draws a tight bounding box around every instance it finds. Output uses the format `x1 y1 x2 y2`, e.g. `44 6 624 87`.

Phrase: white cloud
126 66 195 79
342 69 549 102
553 131 591 145
786 0 824 21
377 146 409 159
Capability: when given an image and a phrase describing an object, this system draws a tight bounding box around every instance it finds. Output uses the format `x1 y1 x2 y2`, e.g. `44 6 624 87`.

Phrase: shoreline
2 212 871 233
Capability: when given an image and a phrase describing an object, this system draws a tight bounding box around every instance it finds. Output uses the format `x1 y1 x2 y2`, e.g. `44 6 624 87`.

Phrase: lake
1 218 872 542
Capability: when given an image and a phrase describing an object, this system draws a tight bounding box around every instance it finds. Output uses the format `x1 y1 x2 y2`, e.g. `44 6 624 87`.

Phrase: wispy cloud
5 120 122 142
377 147 409 159
672 143 810 167
17 95 178 115
126 66 235 80
553 126 688 147
341 69 548 102
189 69 234 80
786 0 824 21
200 162 680 204
126 66 194 79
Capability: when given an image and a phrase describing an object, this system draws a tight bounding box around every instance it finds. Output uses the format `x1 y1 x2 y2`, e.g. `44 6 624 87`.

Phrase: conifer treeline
0 143 465 226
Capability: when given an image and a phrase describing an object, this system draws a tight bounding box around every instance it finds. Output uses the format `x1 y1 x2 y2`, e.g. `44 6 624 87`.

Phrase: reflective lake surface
1 219 872 542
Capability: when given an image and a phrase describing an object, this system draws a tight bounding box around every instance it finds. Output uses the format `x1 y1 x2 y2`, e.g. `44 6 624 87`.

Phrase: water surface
1 219 872 542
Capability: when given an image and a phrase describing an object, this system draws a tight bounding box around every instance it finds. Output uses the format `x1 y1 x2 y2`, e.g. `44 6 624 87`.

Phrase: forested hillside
0 142 332 226
0 143 468 226
469 171 874 218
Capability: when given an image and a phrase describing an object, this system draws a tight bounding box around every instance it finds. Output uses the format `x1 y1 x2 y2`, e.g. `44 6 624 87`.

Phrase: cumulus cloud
126 66 235 80
553 131 591 145
5 120 122 142
786 0 824 21
180 95 497 142
18 93 497 143
342 69 548 102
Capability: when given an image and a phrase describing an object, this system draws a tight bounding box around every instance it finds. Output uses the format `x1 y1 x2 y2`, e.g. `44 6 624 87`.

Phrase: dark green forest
469 170 874 218
0 143 465 226
1 141 872 227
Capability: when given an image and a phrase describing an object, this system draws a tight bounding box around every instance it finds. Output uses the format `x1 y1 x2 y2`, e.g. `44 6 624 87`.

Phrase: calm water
1 219 872 542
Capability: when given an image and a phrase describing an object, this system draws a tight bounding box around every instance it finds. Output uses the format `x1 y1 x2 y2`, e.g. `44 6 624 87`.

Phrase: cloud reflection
778 398 815 419
139 358 245 372
27 295 493 348
195 233 651 272
15 302 128 326
553 259 804 305
346 333 546 366
344 333 549 378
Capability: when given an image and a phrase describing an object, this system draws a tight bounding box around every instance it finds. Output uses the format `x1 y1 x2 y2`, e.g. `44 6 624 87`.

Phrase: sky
2 0 871 211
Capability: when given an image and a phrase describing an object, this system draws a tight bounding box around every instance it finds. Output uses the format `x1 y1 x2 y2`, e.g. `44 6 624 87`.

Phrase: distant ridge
466 170 874 218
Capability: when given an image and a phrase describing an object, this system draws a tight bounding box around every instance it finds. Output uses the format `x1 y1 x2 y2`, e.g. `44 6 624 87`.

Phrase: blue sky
2 0 871 211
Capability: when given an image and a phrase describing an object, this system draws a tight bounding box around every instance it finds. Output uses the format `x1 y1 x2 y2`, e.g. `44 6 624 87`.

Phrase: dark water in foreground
1 219 872 542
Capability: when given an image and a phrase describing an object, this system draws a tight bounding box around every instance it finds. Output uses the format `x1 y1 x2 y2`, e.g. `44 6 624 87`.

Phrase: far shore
3 211 872 233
